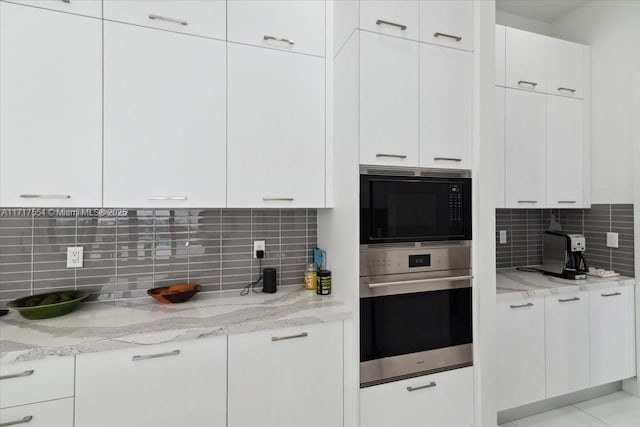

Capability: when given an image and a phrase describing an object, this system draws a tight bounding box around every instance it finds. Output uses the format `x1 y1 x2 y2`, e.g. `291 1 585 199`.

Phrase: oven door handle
367 275 473 289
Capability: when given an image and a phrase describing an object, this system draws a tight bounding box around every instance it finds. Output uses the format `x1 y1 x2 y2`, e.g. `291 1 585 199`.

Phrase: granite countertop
0 286 352 365
497 268 635 301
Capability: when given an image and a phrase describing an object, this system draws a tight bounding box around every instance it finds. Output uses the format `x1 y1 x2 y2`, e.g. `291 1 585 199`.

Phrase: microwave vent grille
361 168 417 177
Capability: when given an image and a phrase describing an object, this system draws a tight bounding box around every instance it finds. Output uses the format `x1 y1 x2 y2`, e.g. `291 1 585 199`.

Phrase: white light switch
66 247 84 268
499 230 507 244
606 232 619 248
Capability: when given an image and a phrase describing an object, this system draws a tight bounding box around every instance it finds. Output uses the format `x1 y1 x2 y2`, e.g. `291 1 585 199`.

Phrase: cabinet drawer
419 0 473 52
2 0 101 18
0 357 74 409
0 398 74 427
359 1 419 41
103 0 226 40
360 367 474 427
227 0 325 57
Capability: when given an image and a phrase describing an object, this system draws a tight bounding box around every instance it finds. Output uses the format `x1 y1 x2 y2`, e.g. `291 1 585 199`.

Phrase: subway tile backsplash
496 204 634 277
0 209 317 306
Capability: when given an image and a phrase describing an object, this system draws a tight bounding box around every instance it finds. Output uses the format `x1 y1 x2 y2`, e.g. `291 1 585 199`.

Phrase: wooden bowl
147 284 201 304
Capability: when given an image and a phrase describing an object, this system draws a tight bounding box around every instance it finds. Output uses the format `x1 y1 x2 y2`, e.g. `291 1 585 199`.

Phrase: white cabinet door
103 0 226 40
2 0 101 18
547 37 584 99
360 367 474 427
506 27 547 93
496 87 506 208
419 0 473 52
497 297 545 410
589 285 636 386
0 398 74 427
227 44 325 208
360 31 419 167
505 89 546 208
419 43 472 170
544 292 590 398
546 96 584 208
103 22 226 208
227 0 325 57
496 25 506 86
359 0 419 41
228 322 342 427
75 337 227 427
0 3 102 207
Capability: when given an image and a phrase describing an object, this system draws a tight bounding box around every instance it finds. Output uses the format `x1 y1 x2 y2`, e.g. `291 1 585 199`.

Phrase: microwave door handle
367 275 473 289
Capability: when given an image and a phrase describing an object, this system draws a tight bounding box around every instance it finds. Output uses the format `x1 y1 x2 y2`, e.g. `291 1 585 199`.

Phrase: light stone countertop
497 268 635 302
0 286 352 365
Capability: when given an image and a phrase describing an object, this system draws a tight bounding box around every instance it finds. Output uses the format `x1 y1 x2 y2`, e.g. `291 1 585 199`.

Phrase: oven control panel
360 245 471 276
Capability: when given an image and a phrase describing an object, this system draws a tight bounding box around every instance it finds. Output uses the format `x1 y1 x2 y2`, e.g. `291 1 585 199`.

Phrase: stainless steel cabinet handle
376 19 407 30
263 197 294 202
148 14 188 26
558 87 576 93
407 381 437 392
433 157 462 162
376 153 407 159
559 297 580 303
0 370 34 381
271 332 308 342
60 0 70 3
263 35 295 45
20 194 71 199
132 349 180 361
518 80 538 88
0 416 33 427
433 32 462 42
510 302 534 309
148 196 188 201
601 292 622 297
517 200 538 204
368 275 473 289
558 200 577 204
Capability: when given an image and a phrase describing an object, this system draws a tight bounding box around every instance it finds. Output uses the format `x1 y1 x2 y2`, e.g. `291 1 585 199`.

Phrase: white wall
496 10 551 35
550 1 640 204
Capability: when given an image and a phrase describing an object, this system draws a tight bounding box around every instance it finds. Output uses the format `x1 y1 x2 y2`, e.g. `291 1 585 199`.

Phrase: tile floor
500 392 640 426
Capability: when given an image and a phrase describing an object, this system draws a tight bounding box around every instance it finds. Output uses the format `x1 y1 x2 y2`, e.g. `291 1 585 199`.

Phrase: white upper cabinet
495 25 506 86
227 0 325 57
419 0 473 51
506 27 547 92
227 44 325 208
546 96 584 208
103 22 227 208
419 43 472 170
496 87 506 207
2 0 101 18
505 89 546 208
360 31 419 167
359 0 420 41
0 3 102 207
547 37 585 99
103 0 226 40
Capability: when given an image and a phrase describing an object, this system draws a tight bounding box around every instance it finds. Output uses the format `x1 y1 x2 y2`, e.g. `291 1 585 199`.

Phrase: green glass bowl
7 290 90 320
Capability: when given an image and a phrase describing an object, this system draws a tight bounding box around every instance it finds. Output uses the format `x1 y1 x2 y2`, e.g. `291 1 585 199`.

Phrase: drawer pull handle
376 153 407 159
376 19 407 31
148 14 188 26
518 80 538 88
0 416 33 427
132 349 180 361
433 157 462 162
0 370 34 381
517 200 538 204
271 332 308 342
20 194 70 199
434 32 462 42
263 197 294 202
601 292 622 297
510 302 534 309
558 200 576 204
559 297 580 303
558 87 576 94
148 196 188 201
407 381 437 392
263 35 295 45
60 0 70 3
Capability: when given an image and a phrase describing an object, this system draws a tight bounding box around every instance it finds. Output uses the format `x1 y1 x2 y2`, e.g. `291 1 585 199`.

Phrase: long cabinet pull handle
376 153 407 159
433 32 462 42
433 157 462 162
0 370 34 381
376 19 407 30
407 381 437 392
148 14 188 26
271 332 308 342
20 194 71 199
60 0 70 3
132 349 180 361
558 200 576 204
510 302 534 309
517 80 538 88
148 196 188 201
263 35 295 45
517 200 538 204
558 87 576 93
0 416 33 427
559 297 581 303
263 197 294 202
601 292 622 297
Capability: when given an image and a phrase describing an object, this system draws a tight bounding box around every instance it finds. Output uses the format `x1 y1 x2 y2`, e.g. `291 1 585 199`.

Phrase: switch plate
606 232 619 248
66 247 84 268
499 230 507 244
253 240 266 258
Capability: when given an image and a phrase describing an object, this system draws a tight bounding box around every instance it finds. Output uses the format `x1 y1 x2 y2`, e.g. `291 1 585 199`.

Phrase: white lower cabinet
360 367 474 427
227 322 343 427
75 337 227 427
0 398 74 427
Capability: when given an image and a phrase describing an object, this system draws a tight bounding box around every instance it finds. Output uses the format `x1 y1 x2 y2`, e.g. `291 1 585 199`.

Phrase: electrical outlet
66 247 84 268
253 240 266 258
606 232 619 248
499 230 507 244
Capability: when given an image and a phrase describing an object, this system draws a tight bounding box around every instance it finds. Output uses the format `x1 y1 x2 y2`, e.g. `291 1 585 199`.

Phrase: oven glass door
360 287 472 362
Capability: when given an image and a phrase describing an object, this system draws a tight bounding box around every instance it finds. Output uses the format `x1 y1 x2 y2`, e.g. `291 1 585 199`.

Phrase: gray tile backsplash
0 209 317 305
496 204 635 277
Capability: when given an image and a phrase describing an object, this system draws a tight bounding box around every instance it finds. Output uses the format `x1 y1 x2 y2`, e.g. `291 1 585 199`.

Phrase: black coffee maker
542 231 588 280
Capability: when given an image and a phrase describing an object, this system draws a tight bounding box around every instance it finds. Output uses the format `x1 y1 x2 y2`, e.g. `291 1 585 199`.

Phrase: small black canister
316 270 332 295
